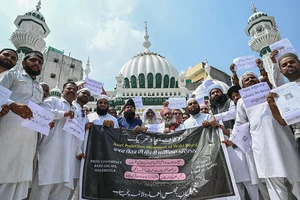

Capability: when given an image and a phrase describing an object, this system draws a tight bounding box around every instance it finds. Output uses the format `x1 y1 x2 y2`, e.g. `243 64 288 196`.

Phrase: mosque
8 1 282 114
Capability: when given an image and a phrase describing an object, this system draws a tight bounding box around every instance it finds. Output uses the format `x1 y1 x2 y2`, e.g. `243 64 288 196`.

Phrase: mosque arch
124 78 130 88
147 73 154 88
138 73 145 88
170 77 175 88
155 73 162 88
131 75 137 88
163 75 169 88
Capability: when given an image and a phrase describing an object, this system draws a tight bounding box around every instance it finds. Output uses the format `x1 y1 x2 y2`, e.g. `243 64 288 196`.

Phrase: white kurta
87 112 119 128
0 69 43 184
183 112 212 129
37 97 80 189
235 99 300 180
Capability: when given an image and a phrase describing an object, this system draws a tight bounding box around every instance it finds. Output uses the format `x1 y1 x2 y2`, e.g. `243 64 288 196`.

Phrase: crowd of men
0 47 300 200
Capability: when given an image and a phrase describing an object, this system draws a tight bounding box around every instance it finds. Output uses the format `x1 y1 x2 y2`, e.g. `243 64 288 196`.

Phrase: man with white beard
236 71 300 199
142 106 160 125
160 107 184 133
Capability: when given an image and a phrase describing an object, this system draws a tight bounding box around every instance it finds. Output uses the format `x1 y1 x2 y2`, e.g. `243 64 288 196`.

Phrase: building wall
38 49 83 89
185 62 207 82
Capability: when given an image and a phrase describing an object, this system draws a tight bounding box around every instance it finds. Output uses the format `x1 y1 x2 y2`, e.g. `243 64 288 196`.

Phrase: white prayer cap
239 71 259 88
76 80 85 86
98 94 109 101
207 84 223 95
199 104 208 108
77 87 90 94
187 98 198 105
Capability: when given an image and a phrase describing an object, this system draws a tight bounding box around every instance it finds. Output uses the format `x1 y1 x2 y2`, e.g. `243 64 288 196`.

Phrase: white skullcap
239 71 259 88
98 94 109 101
207 84 223 95
77 87 90 94
75 80 85 86
187 98 198 105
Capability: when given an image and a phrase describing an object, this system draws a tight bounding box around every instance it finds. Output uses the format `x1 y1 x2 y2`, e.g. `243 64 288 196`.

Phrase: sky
0 0 299 90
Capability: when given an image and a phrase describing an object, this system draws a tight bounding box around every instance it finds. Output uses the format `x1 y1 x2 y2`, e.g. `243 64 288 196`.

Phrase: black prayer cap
227 85 241 100
124 98 135 108
24 50 44 61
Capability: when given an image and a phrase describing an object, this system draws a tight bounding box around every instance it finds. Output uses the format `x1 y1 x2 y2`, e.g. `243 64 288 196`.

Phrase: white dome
119 51 179 88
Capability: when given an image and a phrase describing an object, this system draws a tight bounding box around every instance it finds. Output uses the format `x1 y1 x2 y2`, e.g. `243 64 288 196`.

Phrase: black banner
82 126 234 200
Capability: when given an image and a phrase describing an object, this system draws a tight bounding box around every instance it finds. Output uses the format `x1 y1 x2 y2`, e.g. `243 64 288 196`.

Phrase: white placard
193 88 209 98
146 123 165 133
269 38 296 60
195 96 205 105
63 117 85 140
84 77 104 95
272 82 300 125
239 82 270 108
0 85 12 106
233 55 257 71
168 98 187 109
203 80 214 88
21 101 54 136
133 96 143 109
231 123 252 153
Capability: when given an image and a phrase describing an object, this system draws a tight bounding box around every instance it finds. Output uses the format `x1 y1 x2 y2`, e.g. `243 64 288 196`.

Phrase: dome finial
251 2 257 13
143 21 151 51
36 0 41 11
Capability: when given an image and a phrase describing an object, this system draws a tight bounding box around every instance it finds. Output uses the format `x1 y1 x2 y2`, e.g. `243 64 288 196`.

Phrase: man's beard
97 107 108 116
189 107 200 115
124 111 135 120
24 65 41 76
210 94 228 108
0 59 14 70
162 117 177 128
145 118 156 124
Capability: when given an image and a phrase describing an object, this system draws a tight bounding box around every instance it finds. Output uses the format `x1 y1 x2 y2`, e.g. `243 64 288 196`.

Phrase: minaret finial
143 21 151 51
85 57 91 77
36 0 41 11
251 2 257 13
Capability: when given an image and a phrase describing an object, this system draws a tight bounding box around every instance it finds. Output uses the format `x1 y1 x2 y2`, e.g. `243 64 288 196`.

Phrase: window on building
70 64 75 69
54 58 59 63
155 73 162 88
131 76 137 88
124 78 130 88
50 73 56 78
163 75 169 88
138 74 145 88
147 73 153 88
170 77 175 88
